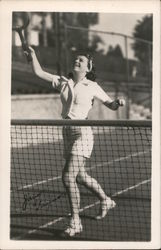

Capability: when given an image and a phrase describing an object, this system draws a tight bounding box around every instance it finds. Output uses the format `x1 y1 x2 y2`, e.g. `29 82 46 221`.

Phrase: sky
92 13 146 36
91 13 147 59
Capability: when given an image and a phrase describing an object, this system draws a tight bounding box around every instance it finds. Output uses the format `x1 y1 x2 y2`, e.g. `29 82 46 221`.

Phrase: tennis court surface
10 119 151 241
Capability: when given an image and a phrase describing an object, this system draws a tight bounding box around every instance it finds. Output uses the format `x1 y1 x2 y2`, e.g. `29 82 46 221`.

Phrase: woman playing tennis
28 47 125 237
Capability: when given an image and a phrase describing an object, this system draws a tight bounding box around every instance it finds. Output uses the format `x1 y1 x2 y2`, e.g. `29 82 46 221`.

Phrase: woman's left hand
117 98 126 107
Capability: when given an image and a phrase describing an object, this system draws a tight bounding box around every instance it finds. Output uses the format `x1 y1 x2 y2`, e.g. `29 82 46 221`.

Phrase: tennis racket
12 12 32 62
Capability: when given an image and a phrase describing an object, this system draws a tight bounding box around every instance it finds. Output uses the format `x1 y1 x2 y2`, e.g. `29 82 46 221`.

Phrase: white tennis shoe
95 197 116 220
63 218 83 237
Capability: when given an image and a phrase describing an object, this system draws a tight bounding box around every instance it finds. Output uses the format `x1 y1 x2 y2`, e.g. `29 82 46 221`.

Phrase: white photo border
0 0 160 249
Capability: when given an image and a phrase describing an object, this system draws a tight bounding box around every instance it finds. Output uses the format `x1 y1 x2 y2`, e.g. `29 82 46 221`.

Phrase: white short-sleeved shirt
52 75 110 119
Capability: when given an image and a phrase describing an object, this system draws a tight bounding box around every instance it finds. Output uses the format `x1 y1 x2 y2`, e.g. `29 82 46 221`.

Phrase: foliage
50 12 102 53
132 15 152 76
105 45 125 74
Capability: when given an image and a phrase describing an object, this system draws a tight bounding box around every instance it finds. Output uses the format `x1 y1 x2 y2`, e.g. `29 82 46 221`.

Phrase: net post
64 24 69 76
124 35 130 119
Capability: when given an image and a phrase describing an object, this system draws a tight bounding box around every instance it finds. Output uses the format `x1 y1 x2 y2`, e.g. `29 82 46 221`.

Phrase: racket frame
12 13 32 62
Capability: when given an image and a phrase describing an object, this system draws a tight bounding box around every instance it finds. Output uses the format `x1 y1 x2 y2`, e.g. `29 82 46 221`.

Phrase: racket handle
22 43 33 62
16 30 32 62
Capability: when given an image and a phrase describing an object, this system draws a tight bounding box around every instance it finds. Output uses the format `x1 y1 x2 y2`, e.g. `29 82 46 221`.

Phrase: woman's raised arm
28 46 54 83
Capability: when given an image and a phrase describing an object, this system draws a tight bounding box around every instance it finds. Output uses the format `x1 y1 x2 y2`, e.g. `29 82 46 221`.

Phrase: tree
51 12 100 52
105 45 125 74
88 34 104 53
132 15 152 76
106 44 123 58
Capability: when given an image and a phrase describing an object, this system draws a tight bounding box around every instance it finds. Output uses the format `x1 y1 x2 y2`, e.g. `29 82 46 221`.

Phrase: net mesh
11 119 151 241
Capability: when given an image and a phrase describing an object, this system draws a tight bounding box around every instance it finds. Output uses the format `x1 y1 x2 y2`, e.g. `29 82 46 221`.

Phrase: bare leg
77 165 116 219
62 154 86 220
77 167 107 201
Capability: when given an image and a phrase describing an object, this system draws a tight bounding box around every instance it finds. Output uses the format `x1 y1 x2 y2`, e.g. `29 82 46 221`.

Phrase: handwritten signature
22 192 62 211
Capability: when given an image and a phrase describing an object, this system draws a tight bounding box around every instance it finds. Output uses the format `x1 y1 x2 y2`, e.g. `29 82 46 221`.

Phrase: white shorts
62 126 94 159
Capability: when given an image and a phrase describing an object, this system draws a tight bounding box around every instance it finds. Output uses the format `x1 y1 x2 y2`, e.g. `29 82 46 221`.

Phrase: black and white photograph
0 0 160 249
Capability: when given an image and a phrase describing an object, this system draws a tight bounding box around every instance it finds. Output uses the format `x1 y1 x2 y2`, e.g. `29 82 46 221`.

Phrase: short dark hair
68 53 96 81
84 54 96 81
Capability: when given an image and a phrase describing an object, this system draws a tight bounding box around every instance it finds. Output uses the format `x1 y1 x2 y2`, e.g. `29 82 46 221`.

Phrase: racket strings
12 12 29 30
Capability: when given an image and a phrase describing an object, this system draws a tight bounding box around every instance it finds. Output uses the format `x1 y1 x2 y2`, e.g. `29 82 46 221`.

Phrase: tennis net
11 119 152 241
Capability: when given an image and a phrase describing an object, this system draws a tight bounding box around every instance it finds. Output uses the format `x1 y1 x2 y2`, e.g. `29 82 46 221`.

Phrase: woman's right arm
28 47 54 83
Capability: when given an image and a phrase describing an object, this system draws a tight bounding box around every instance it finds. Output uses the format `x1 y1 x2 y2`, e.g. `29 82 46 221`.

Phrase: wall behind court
11 93 127 120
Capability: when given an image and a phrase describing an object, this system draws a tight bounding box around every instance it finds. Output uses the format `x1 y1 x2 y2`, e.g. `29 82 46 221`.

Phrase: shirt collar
68 77 90 86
